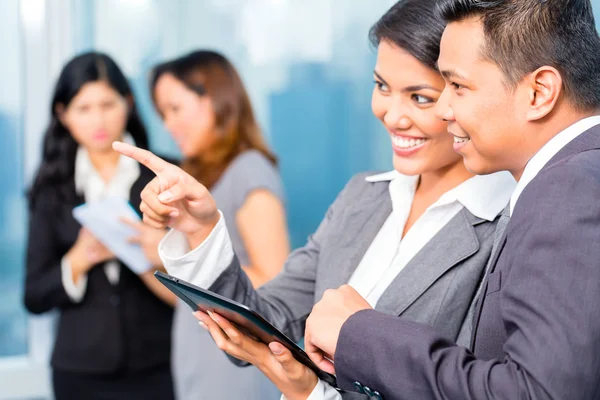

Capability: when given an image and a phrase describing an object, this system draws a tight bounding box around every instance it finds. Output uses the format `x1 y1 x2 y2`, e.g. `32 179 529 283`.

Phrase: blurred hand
112 142 219 248
66 228 115 282
305 285 372 374
122 218 166 267
195 311 318 400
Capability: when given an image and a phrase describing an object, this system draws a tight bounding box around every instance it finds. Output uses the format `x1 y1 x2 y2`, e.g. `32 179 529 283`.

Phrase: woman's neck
401 160 474 239
88 148 121 183
416 160 474 198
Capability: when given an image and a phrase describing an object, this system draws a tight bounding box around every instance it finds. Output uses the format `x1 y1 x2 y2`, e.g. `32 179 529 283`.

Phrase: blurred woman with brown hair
147 50 289 399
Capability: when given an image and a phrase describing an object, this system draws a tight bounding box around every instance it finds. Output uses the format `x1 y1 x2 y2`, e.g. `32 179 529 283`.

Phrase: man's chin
462 156 497 176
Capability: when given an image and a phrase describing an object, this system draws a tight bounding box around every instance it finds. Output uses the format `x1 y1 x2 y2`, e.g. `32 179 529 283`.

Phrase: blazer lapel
129 164 153 216
375 209 481 316
470 220 508 349
321 182 392 292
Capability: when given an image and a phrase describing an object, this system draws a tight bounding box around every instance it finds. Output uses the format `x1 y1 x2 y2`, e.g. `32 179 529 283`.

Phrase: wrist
186 212 220 249
284 376 319 400
285 385 317 400
67 251 91 279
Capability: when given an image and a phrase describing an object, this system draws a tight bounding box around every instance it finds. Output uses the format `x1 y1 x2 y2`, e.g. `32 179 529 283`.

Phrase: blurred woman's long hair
150 50 277 189
28 52 148 209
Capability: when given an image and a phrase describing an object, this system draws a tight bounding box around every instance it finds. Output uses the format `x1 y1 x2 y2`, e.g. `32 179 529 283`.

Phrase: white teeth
392 136 427 149
453 136 470 144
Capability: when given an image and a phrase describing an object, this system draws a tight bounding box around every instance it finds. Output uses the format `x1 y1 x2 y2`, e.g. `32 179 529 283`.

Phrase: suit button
353 381 365 393
110 295 120 306
364 386 374 397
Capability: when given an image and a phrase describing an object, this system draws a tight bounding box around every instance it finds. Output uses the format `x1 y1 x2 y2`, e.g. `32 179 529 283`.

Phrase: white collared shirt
347 170 514 307
510 115 600 215
158 168 515 400
61 134 140 302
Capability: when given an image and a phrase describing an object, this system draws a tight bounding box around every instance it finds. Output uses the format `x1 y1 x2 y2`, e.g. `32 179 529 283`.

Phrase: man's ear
523 66 562 122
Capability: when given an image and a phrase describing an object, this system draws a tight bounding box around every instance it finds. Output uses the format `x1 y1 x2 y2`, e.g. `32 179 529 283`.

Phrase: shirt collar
509 115 600 215
366 169 516 222
365 170 401 182
75 133 138 195
440 172 515 221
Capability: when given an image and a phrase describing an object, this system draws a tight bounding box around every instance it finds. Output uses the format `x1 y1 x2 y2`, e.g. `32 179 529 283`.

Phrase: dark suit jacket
334 125 600 400
24 163 173 375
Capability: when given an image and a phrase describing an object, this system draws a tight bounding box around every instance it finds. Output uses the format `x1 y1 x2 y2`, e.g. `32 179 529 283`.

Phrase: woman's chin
86 141 117 154
180 148 197 158
392 156 423 177
179 141 212 158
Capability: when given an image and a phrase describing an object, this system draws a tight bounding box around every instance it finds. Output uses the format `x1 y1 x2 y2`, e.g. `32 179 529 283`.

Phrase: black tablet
154 271 337 387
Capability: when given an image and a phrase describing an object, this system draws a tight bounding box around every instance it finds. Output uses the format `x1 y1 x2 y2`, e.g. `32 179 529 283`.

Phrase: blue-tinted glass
0 0 27 357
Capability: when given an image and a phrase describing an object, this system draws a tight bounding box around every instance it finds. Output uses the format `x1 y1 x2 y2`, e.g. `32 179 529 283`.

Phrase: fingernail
269 342 284 355
169 210 179 218
207 310 216 321
159 191 172 202
198 321 208 330
193 311 208 325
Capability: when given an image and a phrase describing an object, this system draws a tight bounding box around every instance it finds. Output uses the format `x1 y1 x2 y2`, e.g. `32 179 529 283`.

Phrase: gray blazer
334 126 600 400
210 172 502 349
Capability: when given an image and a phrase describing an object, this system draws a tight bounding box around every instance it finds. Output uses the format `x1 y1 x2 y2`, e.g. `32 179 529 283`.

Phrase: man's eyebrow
440 69 468 81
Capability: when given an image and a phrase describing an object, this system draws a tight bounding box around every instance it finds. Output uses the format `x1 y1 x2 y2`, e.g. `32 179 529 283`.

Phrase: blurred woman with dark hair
24 52 175 400
145 51 290 399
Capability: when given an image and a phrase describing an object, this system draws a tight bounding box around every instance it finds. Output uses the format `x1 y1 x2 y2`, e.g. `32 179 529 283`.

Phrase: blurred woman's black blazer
24 163 173 377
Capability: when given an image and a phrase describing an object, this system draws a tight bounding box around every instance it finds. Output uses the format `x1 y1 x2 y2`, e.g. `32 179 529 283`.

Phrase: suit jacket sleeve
24 188 75 314
334 164 600 400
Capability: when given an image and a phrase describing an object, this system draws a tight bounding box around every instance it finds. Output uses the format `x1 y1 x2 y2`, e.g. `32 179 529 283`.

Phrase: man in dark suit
304 1 600 399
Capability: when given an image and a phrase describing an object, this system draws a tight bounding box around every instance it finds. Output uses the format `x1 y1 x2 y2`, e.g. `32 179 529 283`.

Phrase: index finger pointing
112 141 168 174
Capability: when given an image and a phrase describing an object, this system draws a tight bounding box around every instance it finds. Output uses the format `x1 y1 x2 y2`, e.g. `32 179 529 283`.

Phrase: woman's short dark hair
369 0 446 70
29 52 148 209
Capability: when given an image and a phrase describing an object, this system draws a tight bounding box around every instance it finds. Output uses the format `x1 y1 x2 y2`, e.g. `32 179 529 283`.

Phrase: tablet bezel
154 271 337 387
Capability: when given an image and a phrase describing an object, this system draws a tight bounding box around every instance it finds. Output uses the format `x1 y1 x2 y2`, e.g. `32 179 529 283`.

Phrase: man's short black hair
439 0 600 111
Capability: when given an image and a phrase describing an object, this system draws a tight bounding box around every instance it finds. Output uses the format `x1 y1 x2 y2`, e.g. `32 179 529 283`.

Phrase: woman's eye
374 80 389 93
412 94 433 105
451 82 463 90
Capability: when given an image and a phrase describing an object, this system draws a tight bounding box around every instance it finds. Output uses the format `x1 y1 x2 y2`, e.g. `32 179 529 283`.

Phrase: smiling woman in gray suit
112 0 515 398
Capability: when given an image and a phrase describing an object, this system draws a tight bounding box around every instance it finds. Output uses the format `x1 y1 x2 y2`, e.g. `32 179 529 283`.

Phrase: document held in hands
73 197 152 274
